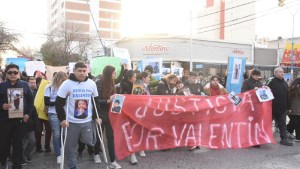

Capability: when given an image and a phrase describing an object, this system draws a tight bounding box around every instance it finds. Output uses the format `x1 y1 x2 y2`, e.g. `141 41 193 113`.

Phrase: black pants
273 111 288 140
287 115 300 139
0 119 26 169
102 120 116 162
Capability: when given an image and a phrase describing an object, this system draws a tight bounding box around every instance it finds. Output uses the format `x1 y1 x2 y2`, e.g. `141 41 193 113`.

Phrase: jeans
23 131 35 159
48 113 61 157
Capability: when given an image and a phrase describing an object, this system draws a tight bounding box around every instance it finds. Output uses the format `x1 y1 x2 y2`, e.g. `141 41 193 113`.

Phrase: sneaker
45 146 51 153
24 156 32 163
89 153 95 161
130 154 138 165
295 139 300 142
110 161 121 169
287 132 296 139
21 160 27 166
252 145 261 148
94 154 101 164
188 146 197 151
280 139 294 146
275 127 280 133
139 151 146 157
36 148 43 153
57 156 62 164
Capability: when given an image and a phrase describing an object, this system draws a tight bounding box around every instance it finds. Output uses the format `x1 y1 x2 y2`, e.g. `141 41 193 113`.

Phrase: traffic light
278 0 285 7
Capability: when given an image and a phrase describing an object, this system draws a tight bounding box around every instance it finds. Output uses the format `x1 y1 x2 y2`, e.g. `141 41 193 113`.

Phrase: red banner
109 90 275 160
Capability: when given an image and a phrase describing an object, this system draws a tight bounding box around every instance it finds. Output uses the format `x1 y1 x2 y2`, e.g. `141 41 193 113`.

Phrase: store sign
141 44 170 55
232 49 244 55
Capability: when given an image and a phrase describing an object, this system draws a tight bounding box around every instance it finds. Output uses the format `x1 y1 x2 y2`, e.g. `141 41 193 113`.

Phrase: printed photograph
7 88 24 118
74 99 88 119
228 91 242 106
111 94 126 114
132 84 144 95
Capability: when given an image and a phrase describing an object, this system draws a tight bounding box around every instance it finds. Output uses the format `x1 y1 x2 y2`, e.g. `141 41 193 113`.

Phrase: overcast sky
0 0 299 50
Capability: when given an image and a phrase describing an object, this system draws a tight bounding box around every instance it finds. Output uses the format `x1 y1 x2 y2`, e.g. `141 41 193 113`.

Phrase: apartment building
47 0 121 56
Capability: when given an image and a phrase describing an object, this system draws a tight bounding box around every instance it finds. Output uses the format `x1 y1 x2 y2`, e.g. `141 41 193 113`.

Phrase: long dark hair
101 65 116 99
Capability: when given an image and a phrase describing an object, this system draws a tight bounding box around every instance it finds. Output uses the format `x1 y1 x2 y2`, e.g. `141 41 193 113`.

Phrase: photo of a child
112 100 121 113
74 100 88 119
14 94 20 110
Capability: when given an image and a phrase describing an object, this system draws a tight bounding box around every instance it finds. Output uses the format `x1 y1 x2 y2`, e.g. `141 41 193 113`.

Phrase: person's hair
144 65 153 74
101 65 116 99
74 62 86 70
210 75 221 82
5 64 19 73
243 72 249 80
164 74 178 82
50 71 67 89
75 100 88 109
36 77 42 87
115 100 120 104
288 78 300 98
125 70 135 81
189 71 198 77
198 71 204 76
27 77 36 82
251 68 261 76
53 72 57 78
274 67 283 75
137 72 149 81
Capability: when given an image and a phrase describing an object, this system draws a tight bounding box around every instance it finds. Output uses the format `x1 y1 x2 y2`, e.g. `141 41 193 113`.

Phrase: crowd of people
0 62 298 169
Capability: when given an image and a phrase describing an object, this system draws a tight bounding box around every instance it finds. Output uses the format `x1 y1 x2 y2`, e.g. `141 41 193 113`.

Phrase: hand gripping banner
109 90 275 160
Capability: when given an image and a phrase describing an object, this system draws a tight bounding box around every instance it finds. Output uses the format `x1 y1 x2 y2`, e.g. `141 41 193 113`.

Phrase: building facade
47 0 122 57
195 0 256 43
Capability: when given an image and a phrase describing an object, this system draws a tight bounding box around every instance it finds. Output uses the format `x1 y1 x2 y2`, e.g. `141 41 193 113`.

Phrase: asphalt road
14 128 300 169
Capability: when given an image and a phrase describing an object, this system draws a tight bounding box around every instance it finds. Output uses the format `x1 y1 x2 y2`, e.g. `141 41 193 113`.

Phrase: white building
195 0 256 43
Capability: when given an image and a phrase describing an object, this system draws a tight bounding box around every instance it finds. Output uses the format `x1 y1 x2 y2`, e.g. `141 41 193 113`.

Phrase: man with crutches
55 62 99 169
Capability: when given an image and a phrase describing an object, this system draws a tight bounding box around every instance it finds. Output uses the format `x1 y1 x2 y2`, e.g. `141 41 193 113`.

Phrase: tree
0 22 19 52
40 22 95 66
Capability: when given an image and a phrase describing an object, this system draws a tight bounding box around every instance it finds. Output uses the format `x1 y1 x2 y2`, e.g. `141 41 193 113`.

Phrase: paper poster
90 57 121 77
171 67 183 77
46 66 68 81
162 68 170 77
256 88 274 102
113 47 132 70
226 56 246 94
111 94 125 114
25 61 46 76
228 91 242 106
7 88 24 118
142 58 162 79
132 83 144 95
68 62 76 73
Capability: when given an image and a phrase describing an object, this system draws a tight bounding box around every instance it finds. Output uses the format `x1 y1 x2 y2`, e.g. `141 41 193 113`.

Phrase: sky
0 0 300 52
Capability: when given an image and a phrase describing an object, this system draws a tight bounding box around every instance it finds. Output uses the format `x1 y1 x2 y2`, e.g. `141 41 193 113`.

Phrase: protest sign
109 90 275 159
46 66 67 81
90 57 121 77
25 61 46 76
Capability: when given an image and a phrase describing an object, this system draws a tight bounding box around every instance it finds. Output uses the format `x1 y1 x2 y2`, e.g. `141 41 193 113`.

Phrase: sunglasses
7 71 19 75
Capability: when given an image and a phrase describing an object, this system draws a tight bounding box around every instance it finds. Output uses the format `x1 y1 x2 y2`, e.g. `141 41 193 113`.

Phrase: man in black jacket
267 67 293 146
0 64 34 169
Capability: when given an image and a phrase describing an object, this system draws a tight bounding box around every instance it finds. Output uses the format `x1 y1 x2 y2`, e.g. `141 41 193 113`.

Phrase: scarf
210 84 221 96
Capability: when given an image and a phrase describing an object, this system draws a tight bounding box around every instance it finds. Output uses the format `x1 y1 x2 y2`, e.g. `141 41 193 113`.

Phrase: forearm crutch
60 96 69 169
92 97 109 167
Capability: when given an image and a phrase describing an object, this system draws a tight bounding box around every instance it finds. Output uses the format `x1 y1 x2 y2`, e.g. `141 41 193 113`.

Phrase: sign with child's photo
7 88 24 118
132 83 144 95
74 99 88 119
111 94 125 114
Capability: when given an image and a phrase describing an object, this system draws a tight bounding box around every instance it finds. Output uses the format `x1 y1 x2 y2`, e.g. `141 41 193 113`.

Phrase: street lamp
277 36 282 66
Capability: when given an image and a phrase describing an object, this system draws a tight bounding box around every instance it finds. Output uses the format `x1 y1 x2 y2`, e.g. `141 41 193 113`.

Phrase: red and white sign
109 90 275 160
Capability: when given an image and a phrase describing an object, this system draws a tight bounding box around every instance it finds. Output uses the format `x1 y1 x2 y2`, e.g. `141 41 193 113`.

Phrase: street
18 128 300 169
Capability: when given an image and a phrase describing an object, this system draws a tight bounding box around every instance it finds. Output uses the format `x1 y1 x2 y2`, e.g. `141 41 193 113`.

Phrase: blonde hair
164 74 178 82
50 71 67 89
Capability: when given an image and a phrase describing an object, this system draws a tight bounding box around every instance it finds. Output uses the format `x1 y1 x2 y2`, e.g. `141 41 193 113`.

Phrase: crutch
92 97 109 168
60 96 69 169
